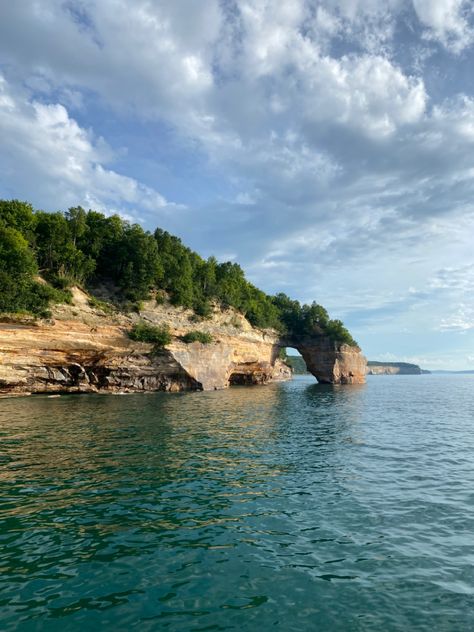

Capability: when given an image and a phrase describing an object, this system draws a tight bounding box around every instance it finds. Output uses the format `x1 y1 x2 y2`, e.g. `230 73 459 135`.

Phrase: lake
1 375 474 631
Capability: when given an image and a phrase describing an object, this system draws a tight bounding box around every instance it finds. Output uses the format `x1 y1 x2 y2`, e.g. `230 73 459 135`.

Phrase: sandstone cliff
0 288 366 395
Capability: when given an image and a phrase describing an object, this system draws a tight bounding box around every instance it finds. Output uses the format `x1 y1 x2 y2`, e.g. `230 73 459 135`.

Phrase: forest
0 199 356 346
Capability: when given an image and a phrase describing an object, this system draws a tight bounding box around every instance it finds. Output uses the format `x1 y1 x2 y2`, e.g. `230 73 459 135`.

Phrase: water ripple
1 375 474 630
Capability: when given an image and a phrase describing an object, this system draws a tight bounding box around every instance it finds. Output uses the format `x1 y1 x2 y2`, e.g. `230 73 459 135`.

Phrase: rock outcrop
293 336 367 385
0 288 366 395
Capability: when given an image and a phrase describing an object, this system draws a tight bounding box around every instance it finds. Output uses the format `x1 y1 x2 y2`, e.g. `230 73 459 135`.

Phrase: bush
128 322 171 347
119 300 143 314
44 272 73 290
181 331 213 344
193 298 212 319
88 295 115 315
155 291 166 305
229 315 242 329
0 271 72 316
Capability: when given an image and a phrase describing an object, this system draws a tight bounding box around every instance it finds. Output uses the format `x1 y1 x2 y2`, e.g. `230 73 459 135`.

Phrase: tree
34 211 94 283
0 199 35 238
0 224 37 276
66 206 88 246
0 198 358 345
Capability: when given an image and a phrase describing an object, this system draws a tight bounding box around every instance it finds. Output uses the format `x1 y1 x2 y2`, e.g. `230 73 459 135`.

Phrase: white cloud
439 305 474 332
412 0 473 53
301 54 427 138
0 75 175 216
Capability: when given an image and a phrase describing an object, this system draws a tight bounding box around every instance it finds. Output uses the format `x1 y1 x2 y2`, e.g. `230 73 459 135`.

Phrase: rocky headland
366 361 429 375
0 288 367 395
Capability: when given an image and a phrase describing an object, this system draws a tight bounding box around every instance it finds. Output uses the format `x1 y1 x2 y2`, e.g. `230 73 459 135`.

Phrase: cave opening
228 373 259 386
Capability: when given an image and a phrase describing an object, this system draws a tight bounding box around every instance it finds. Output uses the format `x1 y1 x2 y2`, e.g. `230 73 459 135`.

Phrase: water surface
1 375 474 630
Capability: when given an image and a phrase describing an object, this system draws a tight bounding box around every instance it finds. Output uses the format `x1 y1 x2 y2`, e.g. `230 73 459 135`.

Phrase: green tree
66 206 88 246
0 199 36 238
0 224 37 276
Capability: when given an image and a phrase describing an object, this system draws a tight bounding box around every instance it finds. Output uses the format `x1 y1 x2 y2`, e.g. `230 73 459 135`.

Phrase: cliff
0 288 366 395
366 361 429 375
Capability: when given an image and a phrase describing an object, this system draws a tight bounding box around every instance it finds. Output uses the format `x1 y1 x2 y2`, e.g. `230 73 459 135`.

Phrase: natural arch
279 335 367 385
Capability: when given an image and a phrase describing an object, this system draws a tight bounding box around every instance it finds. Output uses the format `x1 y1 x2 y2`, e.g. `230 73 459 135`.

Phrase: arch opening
283 347 309 375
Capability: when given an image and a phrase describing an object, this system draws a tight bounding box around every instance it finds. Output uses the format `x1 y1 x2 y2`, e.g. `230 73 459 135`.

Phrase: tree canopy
0 199 357 345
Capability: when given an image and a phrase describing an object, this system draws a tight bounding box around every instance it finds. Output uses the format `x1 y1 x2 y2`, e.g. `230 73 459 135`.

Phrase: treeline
0 200 356 345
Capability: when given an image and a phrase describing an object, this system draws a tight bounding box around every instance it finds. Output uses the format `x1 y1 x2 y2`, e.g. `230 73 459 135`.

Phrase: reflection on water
1 375 474 631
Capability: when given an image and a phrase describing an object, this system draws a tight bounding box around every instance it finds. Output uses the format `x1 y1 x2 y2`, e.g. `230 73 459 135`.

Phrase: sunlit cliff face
0 289 365 394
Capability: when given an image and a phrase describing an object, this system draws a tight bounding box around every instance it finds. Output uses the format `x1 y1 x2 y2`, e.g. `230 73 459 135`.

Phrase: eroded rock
0 289 366 394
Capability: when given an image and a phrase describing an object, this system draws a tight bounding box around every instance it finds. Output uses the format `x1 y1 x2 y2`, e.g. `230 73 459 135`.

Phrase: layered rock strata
0 288 366 395
293 336 367 385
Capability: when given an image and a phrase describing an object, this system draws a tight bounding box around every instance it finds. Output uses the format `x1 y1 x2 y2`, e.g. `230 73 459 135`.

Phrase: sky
0 0 474 370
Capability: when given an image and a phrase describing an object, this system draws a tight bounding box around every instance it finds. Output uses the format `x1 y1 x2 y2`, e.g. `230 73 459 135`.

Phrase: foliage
323 319 357 346
128 322 171 347
0 198 358 345
0 271 70 317
88 295 115 315
285 356 309 374
181 331 213 344
0 224 37 277
0 200 36 238
271 294 358 346
193 298 213 319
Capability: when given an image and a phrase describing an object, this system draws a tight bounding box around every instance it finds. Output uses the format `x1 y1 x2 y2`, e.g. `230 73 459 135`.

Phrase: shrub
0 271 72 316
88 295 115 315
181 330 213 344
229 315 242 329
44 272 73 290
119 300 143 314
193 298 212 319
155 291 166 305
128 322 171 347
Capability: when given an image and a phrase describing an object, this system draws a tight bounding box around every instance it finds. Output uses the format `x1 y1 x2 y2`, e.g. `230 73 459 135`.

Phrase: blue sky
1 0 474 369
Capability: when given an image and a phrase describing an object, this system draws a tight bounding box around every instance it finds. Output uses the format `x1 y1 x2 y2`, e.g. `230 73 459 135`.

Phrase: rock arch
280 335 367 385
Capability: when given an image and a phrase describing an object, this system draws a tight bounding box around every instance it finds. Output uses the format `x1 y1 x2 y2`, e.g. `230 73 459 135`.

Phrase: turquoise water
1 375 474 631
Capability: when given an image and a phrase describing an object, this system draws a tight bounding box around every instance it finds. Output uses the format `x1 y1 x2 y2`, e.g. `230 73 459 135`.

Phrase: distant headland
366 361 430 375
286 356 430 376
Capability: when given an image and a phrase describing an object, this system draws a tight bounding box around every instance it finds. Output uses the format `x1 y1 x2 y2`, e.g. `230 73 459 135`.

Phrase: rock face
296 336 367 385
0 288 366 395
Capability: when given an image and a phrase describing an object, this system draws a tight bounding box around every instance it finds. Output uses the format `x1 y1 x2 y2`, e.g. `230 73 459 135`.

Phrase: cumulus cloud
0 75 176 217
412 0 474 53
